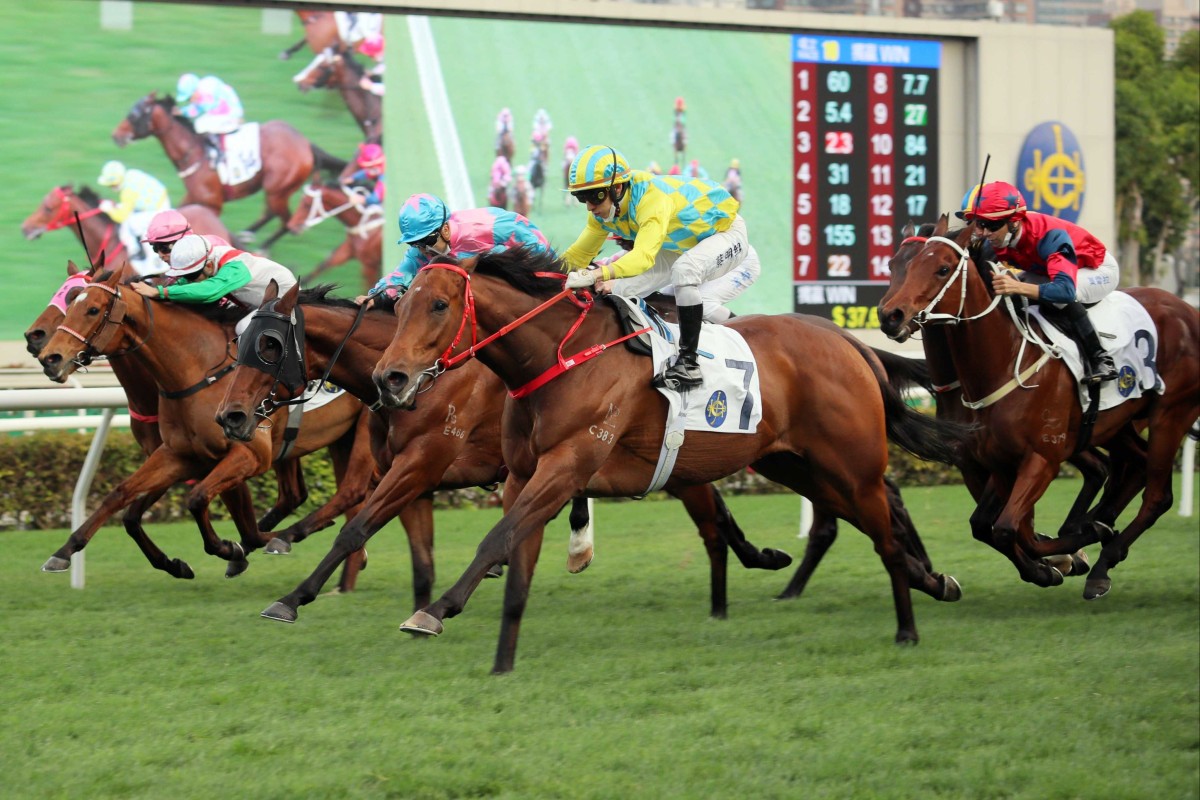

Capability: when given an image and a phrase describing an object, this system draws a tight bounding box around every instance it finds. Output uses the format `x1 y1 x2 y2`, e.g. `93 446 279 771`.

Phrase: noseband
54 282 150 367
910 235 1005 326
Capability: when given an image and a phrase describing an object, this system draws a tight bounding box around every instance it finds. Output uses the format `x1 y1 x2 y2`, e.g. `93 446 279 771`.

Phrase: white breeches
194 114 242 135
1074 251 1119 304
120 211 165 276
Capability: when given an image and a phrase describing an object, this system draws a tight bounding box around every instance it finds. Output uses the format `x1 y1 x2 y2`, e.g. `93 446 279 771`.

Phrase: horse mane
470 247 568 298
76 186 101 207
341 50 366 78
298 284 360 309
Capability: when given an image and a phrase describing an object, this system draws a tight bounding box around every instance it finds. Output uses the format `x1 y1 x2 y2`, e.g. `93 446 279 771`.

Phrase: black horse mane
298 284 359 309
75 185 101 207
469 246 568 298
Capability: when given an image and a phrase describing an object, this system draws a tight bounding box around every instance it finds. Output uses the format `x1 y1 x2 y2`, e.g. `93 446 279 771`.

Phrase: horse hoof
1045 566 1065 587
566 547 593 574
1083 577 1111 601
1070 550 1091 577
261 601 298 623
170 559 196 580
939 574 963 602
399 609 443 636
41 556 71 573
761 548 793 570
1044 553 1075 575
894 632 919 646
264 538 292 555
225 560 250 579
485 564 504 579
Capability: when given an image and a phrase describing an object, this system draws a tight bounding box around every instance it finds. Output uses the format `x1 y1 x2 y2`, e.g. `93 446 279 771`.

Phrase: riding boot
1064 301 1117 384
654 304 704 391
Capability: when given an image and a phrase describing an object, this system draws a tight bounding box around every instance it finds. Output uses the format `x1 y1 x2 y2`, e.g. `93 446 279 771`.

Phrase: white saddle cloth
298 380 345 412
215 123 262 187
1027 291 1164 411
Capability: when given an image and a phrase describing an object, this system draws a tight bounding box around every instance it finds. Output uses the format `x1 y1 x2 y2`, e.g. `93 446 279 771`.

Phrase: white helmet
165 234 212 277
97 160 126 187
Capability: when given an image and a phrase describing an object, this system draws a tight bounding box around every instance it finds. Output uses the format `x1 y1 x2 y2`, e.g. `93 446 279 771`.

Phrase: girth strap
160 363 235 400
275 402 304 463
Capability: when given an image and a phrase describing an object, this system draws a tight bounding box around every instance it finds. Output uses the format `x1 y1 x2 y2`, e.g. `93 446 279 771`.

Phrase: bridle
298 184 382 237
41 188 124 266
909 234 1005 326
54 282 151 368
409 262 648 399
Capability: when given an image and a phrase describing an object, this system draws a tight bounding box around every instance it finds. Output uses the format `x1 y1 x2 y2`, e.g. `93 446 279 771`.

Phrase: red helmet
962 181 1027 222
357 142 385 170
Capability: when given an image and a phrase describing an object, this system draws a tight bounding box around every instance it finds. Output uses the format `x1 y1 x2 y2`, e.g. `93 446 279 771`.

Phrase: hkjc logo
1117 365 1137 397
1018 121 1086 223
704 390 728 428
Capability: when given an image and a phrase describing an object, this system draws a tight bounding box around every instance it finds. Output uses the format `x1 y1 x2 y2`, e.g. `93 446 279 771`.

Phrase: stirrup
1083 358 1118 385
652 362 703 391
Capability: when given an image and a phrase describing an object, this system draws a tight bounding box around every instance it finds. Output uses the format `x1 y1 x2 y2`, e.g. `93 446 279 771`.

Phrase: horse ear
277 281 302 315
932 214 949 237
458 256 478 273
103 265 121 287
263 279 280 304
67 260 80 276
900 222 916 239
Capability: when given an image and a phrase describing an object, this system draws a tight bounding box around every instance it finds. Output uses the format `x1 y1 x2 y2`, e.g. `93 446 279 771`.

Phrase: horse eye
432 299 449 312
937 266 950 277
86 307 100 316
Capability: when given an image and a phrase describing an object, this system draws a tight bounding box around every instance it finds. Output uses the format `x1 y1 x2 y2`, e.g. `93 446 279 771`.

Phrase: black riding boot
1065 301 1117 384
654 304 704 390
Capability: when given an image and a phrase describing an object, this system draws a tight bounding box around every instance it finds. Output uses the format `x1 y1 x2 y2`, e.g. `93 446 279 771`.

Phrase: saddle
605 295 669 357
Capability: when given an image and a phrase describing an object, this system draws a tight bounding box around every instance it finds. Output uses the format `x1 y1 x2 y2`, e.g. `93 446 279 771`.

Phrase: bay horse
488 182 508 211
287 181 383 291
112 93 348 251
35 267 376 582
879 216 1200 599
372 249 972 672
512 169 532 219
214 284 798 620
293 48 382 143
22 185 232 273
496 129 514 164
672 119 687 166
528 139 549 212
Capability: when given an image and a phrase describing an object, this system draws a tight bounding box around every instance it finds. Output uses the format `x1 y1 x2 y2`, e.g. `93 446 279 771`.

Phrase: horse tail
310 144 349 177
841 339 970 467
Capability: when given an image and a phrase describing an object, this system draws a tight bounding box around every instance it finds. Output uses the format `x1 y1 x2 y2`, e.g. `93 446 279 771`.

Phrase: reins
414 262 650 398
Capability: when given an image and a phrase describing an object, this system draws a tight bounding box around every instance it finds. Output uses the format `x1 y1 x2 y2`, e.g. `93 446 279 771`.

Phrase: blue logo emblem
704 390 728 428
1017 121 1086 222
1116 365 1137 397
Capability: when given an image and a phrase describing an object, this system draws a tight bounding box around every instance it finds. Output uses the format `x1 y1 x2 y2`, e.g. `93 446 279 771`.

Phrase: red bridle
43 187 124 266
415 262 649 398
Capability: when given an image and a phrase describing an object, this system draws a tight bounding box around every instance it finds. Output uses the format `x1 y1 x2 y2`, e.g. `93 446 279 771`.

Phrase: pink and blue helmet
397 193 449 244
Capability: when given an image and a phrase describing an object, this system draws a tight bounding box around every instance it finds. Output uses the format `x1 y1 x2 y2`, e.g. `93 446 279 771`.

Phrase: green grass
1 478 1196 799
1 4 794 341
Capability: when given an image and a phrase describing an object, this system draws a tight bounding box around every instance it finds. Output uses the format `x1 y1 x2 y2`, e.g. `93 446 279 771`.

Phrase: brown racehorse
112 93 347 251
879 217 1200 599
512 170 532 219
496 129 514 164
885 223 1117 577
488 182 508 211
287 181 383 291
293 48 381 143
35 268 376 582
371 249 972 672
214 284 796 621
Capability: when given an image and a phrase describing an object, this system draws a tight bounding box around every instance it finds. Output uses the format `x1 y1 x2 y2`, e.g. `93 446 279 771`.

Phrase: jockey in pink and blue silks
360 193 553 303
174 73 244 136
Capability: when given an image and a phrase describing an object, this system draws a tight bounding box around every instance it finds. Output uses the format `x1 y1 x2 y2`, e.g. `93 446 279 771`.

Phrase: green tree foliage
1112 12 1197 285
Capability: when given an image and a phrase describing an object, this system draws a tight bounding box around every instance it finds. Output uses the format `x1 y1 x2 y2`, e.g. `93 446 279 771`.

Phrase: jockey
683 159 709 181
723 158 742 202
491 155 512 192
961 181 1119 384
359 193 552 304
341 142 386 207
562 145 755 391
356 32 385 94
495 107 513 137
562 136 581 205
95 160 170 277
130 234 297 334
141 209 231 272
174 73 245 154
531 108 552 145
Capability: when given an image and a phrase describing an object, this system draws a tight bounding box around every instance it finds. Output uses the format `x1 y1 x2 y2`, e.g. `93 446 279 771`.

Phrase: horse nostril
42 353 62 368
385 371 408 391
25 331 46 355
222 410 247 430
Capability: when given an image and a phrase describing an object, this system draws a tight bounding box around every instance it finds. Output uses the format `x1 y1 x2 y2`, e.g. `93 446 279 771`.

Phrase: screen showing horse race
792 35 941 328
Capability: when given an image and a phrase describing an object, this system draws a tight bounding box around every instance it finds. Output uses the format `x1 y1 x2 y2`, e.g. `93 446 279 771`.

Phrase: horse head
878 216 984 341
113 92 174 146
38 266 129 382
293 49 338 93
216 280 308 441
25 262 93 356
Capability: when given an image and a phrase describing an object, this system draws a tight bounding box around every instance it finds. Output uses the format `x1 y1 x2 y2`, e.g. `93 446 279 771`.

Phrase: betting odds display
792 35 941 328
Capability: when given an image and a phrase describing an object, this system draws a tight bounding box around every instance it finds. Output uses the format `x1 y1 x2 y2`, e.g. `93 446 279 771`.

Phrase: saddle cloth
607 294 763 435
215 123 262 187
298 380 345 412
1027 291 1164 411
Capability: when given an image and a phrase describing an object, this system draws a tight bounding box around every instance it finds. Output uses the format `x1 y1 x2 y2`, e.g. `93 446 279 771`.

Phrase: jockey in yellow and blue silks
96 160 171 277
362 193 553 303
960 181 1119 384
561 144 758 391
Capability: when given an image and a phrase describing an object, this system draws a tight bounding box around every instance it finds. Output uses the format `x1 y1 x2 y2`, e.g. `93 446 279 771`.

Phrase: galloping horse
215 284 797 621
287 181 383 291
35 268 376 582
512 169 532 219
22 185 232 272
293 48 381 143
879 217 1200 599
372 249 971 672
112 93 347 251
495 129 514 164
672 119 687 166
528 139 549 212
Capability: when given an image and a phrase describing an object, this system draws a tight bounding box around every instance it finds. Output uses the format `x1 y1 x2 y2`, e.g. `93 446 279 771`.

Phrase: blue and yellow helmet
396 193 449 244
566 145 631 192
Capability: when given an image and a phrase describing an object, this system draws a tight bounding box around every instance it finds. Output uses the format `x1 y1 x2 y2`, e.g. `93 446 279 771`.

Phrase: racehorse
885 223 1115 577
35 267 376 583
287 181 383 292
528 138 549 212
879 216 1200 599
22 186 232 274
293 48 381 143
672 119 687 166
495 129 514 164
112 93 347 251
512 168 532 219
488 182 508 211
214 284 798 621
371 249 972 672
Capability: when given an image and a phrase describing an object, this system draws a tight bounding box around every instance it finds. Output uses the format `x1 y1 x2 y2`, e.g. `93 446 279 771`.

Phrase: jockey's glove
565 268 598 289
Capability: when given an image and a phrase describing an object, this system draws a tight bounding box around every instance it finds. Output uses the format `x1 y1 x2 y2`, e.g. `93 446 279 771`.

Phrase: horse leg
1085 412 1194 600
42 446 194 573
493 521 547 674
258 458 307 533
1058 447 1109 538
880 476 962 602
262 452 445 623
217 482 266 579
668 484 730 618
703 486 793 571
279 36 307 60
120 486 195 579
399 496 435 609
566 497 593 573
181 448 271 577
776 509 837 600
992 452 1067 587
